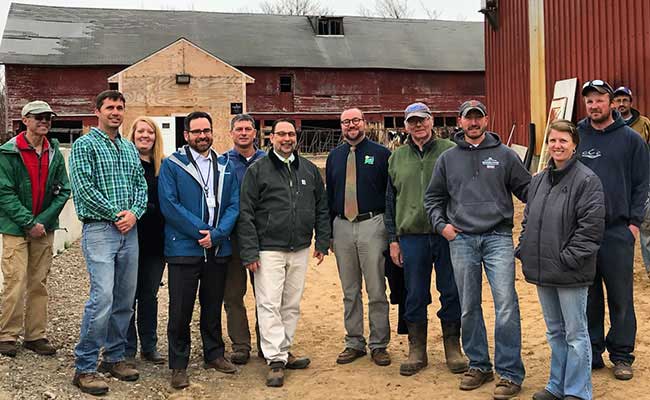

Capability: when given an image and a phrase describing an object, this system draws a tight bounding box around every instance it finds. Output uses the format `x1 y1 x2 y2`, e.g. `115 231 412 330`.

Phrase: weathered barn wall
242 68 485 115
109 40 252 153
484 0 531 146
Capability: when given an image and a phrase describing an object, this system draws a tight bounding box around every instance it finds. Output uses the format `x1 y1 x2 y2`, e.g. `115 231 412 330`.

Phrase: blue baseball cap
613 86 633 99
404 102 432 121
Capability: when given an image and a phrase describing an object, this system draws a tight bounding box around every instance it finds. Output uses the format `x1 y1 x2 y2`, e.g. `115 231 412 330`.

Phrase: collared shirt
69 127 147 221
325 137 391 220
273 150 295 164
188 146 216 226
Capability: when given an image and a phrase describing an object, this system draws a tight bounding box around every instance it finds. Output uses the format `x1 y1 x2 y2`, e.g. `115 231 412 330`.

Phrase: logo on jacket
581 148 602 159
481 157 500 169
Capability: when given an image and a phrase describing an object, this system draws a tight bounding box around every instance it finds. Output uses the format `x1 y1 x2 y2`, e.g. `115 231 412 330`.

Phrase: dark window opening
280 76 293 93
49 120 83 144
318 17 343 35
395 117 405 127
109 82 119 90
433 117 445 127
445 117 457 127
384 116 395 129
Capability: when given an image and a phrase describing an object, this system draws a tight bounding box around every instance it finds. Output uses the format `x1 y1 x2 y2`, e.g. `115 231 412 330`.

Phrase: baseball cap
459 100 487 118
21 100 56 117
581 80 614 96
613 86 633 98
404 102 432 121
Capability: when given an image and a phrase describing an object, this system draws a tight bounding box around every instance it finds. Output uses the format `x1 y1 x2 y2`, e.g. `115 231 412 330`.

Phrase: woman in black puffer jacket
516 119 605 400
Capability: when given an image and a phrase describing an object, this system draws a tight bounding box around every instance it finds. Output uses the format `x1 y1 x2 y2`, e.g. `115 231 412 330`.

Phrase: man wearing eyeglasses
238 119 330 387
326 108 392 367
384 102 466 377
158 111 240 389
612 86 650 143
0 101 70 358
577 80 649 381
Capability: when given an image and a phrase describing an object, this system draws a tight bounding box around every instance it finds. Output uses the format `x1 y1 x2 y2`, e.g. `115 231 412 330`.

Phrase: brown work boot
204 356 237 374
230 349 250 365
613 360 634 380
24 339 57 356
286 352 310 369
399 321 428 376
532 389 561 400
266 361 285 387
459 368 494 390
0 341 17 357
72 372 109 395
371 348 391 366
441 321 468 373
336 347 366 364
493 378 521 400
97 360 140 381
171 369 190 389
141 350 165 365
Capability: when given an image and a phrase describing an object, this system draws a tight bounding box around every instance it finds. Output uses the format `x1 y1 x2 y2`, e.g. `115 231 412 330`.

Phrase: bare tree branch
259 0 330 15
361 0 441 20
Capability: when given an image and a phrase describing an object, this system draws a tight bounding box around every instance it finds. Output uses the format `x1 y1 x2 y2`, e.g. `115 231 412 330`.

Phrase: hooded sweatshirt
576 110 649 228
424 131 531 235
625 108 650 143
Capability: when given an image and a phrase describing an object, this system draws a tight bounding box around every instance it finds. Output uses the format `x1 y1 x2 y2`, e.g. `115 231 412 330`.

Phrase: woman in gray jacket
517 120 605 400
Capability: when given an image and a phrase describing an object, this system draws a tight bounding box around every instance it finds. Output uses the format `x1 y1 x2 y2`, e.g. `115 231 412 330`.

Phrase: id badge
206 196 216 208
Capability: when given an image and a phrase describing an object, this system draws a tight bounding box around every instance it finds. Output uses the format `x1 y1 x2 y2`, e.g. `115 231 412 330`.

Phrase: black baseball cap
581 79 614 96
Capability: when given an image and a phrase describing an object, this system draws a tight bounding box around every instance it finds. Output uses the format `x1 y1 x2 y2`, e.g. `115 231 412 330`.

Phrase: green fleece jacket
0 136 71 235
387 138 455 236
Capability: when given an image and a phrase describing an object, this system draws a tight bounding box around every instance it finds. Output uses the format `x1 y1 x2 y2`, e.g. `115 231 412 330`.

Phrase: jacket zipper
287 163 295 250
536 186 552 284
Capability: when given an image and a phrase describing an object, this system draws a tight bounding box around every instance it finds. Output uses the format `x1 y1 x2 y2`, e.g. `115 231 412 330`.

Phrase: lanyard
187 147 212 196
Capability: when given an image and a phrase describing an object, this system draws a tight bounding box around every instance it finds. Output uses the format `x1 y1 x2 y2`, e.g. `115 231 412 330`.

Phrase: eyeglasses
406 116 430 126
341 117 363 126
188 128 212 135
273 130 297 138
29 114 54 122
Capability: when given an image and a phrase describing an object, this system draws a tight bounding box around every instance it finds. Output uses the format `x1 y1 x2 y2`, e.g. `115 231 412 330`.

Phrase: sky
0 0 484 39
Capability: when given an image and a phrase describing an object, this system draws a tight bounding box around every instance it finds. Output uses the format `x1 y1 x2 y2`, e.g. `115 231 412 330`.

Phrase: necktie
344 145 359 221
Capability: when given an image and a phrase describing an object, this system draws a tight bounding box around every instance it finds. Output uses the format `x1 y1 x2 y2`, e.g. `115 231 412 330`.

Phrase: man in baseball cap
581 79 614 96
458 100 487 118
0 100 70 358
385 102 466 377
612 86 650 143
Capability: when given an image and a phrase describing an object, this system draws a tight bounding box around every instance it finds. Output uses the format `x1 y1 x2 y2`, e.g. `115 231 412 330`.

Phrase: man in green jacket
384 102 466 376
0 100 70 357
238 119 330 388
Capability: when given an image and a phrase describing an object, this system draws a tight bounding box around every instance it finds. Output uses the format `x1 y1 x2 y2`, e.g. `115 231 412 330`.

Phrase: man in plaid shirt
69 90 147 396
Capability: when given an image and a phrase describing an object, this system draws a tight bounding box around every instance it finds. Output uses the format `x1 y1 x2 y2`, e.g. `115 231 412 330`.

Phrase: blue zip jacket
158 145 240 258
226 147 266 185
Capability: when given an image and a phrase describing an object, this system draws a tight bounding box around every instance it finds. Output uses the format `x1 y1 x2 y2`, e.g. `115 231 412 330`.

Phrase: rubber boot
399 321 428 376
441 320 468 374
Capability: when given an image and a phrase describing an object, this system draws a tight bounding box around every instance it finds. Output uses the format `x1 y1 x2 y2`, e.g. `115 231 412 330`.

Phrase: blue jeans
448 232 525 385
537 286 591 400
399 234 461 324
74 222 139 373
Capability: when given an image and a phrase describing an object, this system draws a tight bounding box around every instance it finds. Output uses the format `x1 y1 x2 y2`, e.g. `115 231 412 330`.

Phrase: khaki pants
254 248 310 364
0 233 54 342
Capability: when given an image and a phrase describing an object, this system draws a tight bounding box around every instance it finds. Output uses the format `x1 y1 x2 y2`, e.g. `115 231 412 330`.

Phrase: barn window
445 117 457 127
109 82 119 90
434 117 445 127
280 76 293 93
318 17 343 35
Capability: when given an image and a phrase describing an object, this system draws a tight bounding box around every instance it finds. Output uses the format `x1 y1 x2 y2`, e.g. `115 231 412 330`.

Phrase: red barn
0 3 485 150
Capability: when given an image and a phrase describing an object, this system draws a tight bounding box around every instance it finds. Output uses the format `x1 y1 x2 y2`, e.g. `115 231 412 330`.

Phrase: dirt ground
2 200 650 399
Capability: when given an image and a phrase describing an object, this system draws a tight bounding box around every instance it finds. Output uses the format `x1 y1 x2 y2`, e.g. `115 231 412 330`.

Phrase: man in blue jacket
577 80 649 381
158 111 240 389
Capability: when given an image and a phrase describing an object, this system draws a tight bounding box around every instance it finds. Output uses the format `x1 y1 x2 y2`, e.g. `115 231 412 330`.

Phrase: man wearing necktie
326 108 392 367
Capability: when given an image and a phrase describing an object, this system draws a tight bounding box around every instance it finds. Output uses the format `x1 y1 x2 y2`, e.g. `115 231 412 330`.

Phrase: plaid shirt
69 127 147 221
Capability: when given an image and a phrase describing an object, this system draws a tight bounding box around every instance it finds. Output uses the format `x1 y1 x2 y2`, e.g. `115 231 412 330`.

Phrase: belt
339 211 383 223
82 219 113 224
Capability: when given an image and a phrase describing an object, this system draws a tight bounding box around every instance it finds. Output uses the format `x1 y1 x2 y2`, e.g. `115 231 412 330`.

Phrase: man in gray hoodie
424 100 530 400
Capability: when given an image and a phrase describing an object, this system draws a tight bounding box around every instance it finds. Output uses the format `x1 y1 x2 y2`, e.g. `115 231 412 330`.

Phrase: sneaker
459 368 494 391
0 341 17 357
613 360 633 380
72 372 109 395
230 349 250 365
286 352 310 369
97 360 140 381
23 339 56 355
532 388 561 400
171 369 190 389
336 347 367 364
266 361 285 387
141 350 166 365
371 348 391 366
204 356 237 374
493 378 521 400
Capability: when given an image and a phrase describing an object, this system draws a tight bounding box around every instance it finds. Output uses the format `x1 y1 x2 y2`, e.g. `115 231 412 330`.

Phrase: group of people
0 80 647 400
